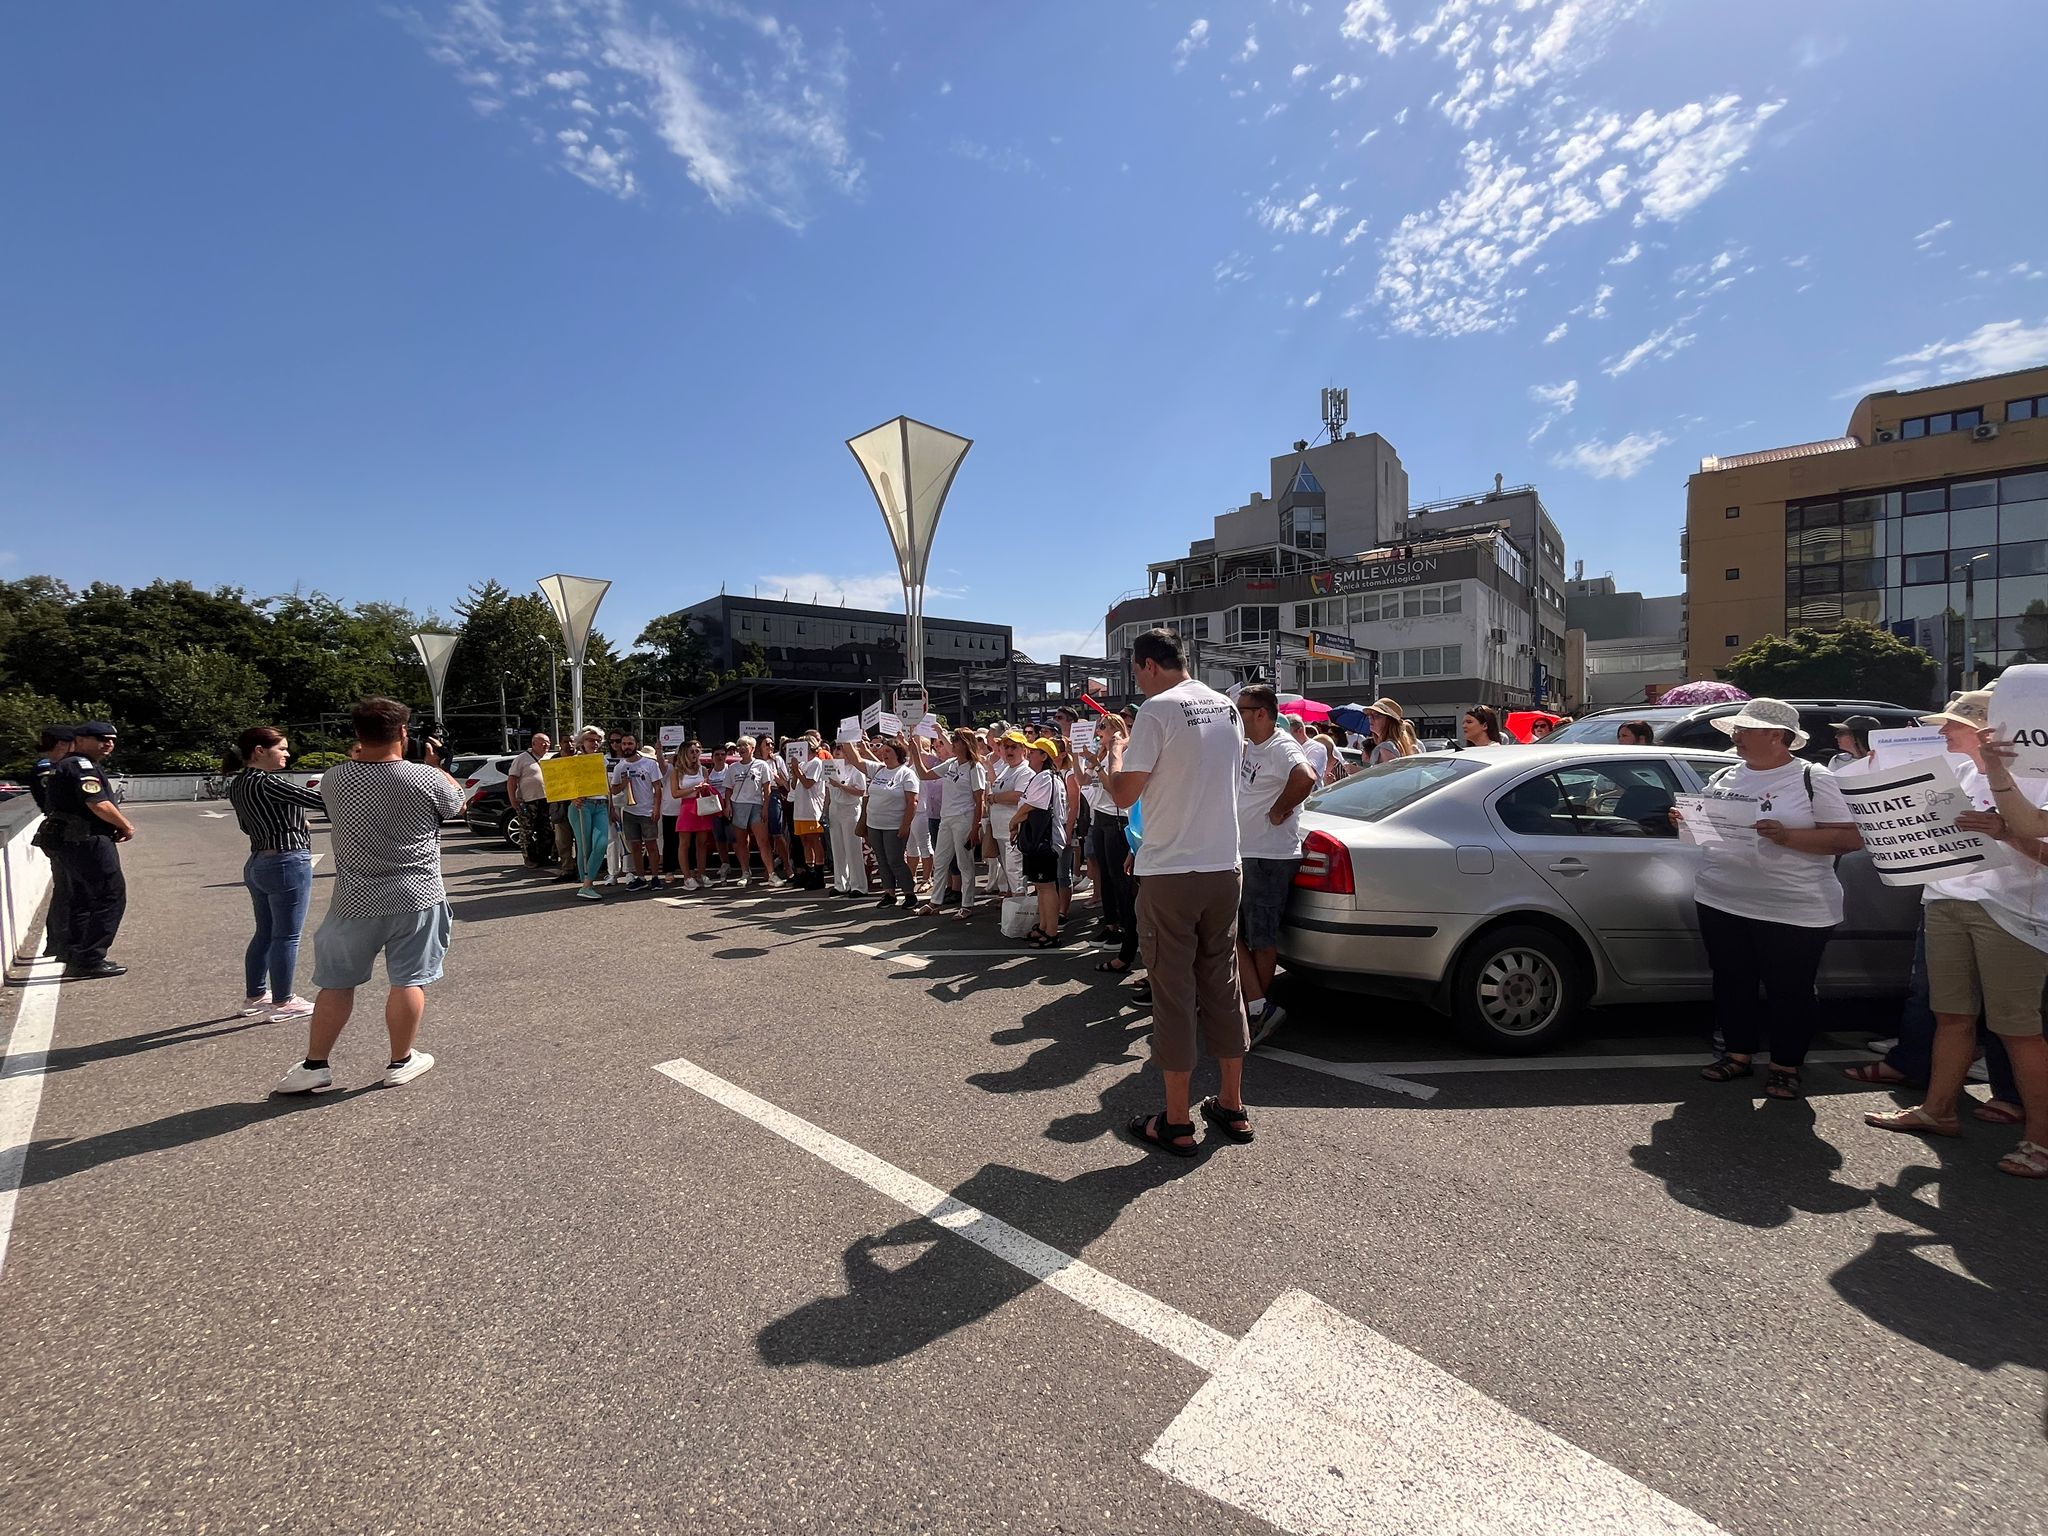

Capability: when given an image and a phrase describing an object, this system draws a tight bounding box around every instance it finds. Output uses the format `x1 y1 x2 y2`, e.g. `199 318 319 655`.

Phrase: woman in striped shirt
225 726 326 1022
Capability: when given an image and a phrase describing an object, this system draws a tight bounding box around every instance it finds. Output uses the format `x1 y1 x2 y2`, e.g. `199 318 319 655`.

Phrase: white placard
915 719 943 740
860 700 884 731
786 742 809 764
1869 725 1944 770
1836 754 2006 887
878 712 903 737
837 716 862 743
1990 663 2048 776
1069 720 1097 751
658 725 687 748
1673 793 1758 849
739 719 776 742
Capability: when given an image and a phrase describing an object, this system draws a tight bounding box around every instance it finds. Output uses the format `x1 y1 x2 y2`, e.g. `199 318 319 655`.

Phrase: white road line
0 958 62 1281
200 810 228 818
1256 1047 1438 1102
653 1054 1232 1371
652 1054 1726 1536
1317 1047 1873 1077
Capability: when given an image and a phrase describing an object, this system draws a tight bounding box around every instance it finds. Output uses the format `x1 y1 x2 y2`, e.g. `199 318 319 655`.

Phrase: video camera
405 721 447 767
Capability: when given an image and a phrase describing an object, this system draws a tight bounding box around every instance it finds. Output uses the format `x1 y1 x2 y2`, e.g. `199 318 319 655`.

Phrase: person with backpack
1675 698 1862 1100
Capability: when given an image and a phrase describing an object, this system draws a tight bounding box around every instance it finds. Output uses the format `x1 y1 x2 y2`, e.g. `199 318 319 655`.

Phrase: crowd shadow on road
968 990 1151 1096
35 1013 275 1076
18 1089 376 1189
757 1078 1200 1370
1627 1094 1872 1228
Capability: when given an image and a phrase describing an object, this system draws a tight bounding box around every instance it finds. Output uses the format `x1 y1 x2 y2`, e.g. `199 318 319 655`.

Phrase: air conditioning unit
1974 422 2001 441
1876 429 1897 442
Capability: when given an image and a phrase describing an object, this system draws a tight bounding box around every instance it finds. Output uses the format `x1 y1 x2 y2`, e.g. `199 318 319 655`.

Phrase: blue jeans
1886 918 2020 1102
244 850 314 1000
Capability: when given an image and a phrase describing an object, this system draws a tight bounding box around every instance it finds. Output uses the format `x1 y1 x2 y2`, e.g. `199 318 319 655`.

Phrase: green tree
1719 620 1938 704
129 647 272 765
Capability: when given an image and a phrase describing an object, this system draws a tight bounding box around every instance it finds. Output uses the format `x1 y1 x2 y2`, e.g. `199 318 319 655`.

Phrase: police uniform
43 724 128 975
27 728 76 963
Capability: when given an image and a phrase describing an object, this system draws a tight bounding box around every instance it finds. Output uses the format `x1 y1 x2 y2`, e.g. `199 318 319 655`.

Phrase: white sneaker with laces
382 1050 436 1088
1248 1002 1287 1047
269 995 314 1022
238 995 273 1018
274 1061 334 1095
682 877 700 891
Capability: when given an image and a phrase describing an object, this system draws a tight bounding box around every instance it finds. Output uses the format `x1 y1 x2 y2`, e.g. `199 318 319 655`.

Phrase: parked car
1279 744 1917 1052
464 779 525 850
0 780 27 801
1545 699 1925 763
452 754 515 824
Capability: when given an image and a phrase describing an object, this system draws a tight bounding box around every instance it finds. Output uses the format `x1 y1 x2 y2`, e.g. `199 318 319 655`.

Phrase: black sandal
1764 1068 1804 1100
1094 956 1132 974
1199 1097 1254 1144
1129 978 1152 1004
1700 1055 1753 1082
1025 927 1061 949
1126 1113 1198 1158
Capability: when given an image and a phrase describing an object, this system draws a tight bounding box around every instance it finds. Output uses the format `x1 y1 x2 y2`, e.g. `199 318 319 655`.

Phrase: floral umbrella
1656 680 1750 706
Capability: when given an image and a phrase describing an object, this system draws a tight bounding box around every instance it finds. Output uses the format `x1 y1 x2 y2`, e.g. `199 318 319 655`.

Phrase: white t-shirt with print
1123 679 1244 877
865 763 918 827
727 758 773 806
791 756 826 822
612 755 663 818
670 766 711 816
1239 730 1313 861
1691 758 1853 927
937 756 987 819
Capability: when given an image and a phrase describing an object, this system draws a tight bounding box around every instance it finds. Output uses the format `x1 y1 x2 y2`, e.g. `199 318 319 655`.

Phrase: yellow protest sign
540 753 610 802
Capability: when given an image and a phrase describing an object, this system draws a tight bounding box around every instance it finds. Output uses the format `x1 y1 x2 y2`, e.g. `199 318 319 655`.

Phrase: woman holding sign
1680 699 1862 1099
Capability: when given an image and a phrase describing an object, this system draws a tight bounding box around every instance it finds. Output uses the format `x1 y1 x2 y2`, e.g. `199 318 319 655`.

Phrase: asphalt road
0 804 2042 1535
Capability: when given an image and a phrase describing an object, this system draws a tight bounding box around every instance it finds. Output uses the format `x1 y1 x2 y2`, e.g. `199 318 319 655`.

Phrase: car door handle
1547 858 1589 875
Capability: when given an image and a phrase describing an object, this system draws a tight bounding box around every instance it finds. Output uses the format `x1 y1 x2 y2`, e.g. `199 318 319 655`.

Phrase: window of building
1899 408 1982 439
1380 644 1464 680
1724 506 1740 519
2009 396 2048 421
1724 634 1739 647
1224 605 1279 643
1281 503 1327 553
1724 567 1740 580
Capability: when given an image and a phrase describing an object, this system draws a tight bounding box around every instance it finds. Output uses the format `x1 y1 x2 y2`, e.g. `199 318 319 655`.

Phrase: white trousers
988 807 1017 893
829 807 868 893
930 814 979 907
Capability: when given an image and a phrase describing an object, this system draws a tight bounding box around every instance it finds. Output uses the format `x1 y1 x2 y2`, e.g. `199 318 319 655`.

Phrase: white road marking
200 810 228 818
1255 1047 1438 1102
0 958 62 1281
653 1054 1726 1536
653 1055 1231 1370
1316 1047 1872 1077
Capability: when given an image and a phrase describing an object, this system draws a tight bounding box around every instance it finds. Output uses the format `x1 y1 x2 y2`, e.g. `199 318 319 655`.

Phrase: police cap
75 721 118 739
44 725 77 743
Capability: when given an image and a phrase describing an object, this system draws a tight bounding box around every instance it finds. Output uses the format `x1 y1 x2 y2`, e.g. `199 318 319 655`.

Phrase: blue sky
6 0 2047 663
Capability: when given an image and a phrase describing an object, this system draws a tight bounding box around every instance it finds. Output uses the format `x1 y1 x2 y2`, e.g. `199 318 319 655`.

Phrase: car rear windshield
1307 755 1479 823
1543 710 1694 746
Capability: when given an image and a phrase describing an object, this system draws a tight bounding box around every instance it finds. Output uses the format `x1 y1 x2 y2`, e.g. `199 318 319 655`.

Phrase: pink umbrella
1278 695 1333 723
1656 680 1750 706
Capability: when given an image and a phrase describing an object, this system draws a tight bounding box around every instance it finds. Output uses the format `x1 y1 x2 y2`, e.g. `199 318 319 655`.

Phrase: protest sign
878 712 903 737
1836 755 2005 887
786 742 809 764
739 720 776 742
1069 720 1097 751
658 725 686 749
860 700 884 731
1869 725 1943 771
837 716 862 743
1673 794 1757 849
1990 663 2048 775
541 753 609 802
915 719 943 740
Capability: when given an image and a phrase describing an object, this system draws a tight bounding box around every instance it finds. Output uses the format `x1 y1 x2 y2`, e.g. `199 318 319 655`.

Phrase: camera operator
274 697 463 1095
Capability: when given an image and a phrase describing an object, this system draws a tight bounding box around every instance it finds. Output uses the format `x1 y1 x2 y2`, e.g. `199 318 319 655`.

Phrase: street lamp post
410 631 459 740
536 574 611 734
1956 551 1993 691
847 416 972 701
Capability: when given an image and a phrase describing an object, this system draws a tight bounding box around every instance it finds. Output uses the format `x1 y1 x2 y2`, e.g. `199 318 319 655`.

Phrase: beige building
1684 365 2048 682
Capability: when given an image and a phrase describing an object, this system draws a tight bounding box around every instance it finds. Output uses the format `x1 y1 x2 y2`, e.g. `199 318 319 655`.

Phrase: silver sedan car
1278 744 1917 1052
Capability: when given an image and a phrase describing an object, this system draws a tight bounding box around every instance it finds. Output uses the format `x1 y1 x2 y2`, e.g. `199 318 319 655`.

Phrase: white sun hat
1710 697 1809 750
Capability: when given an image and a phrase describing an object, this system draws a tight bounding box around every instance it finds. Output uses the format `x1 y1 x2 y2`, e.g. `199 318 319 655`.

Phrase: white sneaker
269 995 313 1022
1866 1037 1899 1056
382 1050 435 1088
1248 1002 1287 1047
682 877 700 891
238 995 273 1018
274 1061 334 1094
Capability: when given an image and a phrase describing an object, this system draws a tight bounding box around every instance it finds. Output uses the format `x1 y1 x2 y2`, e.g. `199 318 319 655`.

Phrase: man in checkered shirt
274 698 464 1095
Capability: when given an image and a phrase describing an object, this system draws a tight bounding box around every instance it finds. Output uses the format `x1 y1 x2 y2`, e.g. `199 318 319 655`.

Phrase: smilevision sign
1309 555 1441 595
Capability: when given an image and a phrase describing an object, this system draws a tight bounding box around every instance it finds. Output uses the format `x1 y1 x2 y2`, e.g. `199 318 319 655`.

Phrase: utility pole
637 687 646 742
498 675 510 750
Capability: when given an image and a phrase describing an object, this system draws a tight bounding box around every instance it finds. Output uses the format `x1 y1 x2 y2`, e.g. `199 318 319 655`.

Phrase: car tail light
1294 829 1355 895
467 788 485 808
464 777 480 789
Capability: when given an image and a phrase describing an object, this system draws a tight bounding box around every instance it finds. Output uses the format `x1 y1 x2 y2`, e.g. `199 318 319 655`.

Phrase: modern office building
1103 431 1569 729
1565 572 1686 707
1684 365 2048 686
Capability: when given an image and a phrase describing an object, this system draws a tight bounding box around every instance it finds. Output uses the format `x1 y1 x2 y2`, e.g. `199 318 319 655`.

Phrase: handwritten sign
658 725 687 749
786 742 810 764
1673 794 1758 849
837 716 862 743
1990 663 2048 776
1869 725 1943 771
860 700 884 731
1836 755 2005 887
540 753 610 802
1069 720 1097 751
915 719 943 740
878 711 903 737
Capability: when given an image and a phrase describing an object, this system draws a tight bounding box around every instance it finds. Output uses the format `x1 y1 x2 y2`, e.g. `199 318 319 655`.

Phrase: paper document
1672 793 1757 848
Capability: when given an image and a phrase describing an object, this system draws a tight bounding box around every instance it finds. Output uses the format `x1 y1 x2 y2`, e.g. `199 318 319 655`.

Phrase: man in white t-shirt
1104 628 1250 1156
1286 714 1331 785
609 732 665 890
1235 685 1317 1046
506 731 553 870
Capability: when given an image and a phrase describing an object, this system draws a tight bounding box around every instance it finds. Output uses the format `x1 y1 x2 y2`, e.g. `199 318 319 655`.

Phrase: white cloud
1291 62 1314 79
1616 95 1784 221
1341 217 1370 245
1254 187 1349 237
1603 320 1697 376
760 572 967 612
1236 26 1259 61
1527 378 1578 442
2013 262 2045 281
405 1 859 225
1324 72 1365 99
950 137 1036 176
1393 105 1409 125
1338 0 1400 54
938 80 953 95
1543 321 1569 344
1551 431 1670 479
1408 0 1652 129
1607 240 1641 266
1571 282 1614 319
1303 290 1323 308
1263 100 1289 119
1215 252 1252 284
1914 218 1951 252
1173 18 1211 70
1013 628 1100 663
1871 317 2048 390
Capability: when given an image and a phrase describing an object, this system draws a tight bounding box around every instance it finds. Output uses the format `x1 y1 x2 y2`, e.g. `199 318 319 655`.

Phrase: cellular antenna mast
1320 386 1348 445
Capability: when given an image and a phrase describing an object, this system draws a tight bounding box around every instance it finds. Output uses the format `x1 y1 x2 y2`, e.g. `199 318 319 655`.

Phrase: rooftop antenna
1320 386 1348 447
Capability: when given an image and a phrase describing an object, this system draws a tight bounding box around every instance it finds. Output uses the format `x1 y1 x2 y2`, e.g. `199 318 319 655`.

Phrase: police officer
43 721 136 980
27 725 76 965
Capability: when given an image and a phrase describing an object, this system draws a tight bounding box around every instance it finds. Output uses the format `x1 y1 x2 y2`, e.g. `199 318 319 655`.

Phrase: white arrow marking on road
653 1054 1727 1536
200 810 228 818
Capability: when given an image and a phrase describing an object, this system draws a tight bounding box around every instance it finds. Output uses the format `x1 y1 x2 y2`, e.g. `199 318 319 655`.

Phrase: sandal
1997 1139 2048 1179
1764 1069 1804 1100
1199 1097 1254 1144
1094 956 1132 974
1864 1105 1962 1138
1025 927 1061 949
1974 1099 2025 1125
1126 1113 1198 1158
1700 1055 1753 1083
1129 978 1152 1004
1843 1061 1912 1086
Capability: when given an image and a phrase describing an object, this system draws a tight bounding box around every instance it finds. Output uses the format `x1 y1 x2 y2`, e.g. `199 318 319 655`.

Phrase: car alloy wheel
1449 924 1584 1052
1475 947 1561 1035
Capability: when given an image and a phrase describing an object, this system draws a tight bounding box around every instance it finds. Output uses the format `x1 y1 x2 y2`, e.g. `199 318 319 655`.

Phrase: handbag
694 792 723 816
1016 806 1054 856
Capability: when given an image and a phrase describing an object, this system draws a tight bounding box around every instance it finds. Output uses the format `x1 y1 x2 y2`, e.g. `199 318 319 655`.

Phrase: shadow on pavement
19 1089 376 1189
968 991 1150 1095
38 1014 275 1075
1627 1093 1872 1228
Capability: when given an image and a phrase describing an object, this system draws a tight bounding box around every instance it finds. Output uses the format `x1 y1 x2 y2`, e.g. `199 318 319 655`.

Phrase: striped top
227 769 325 853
